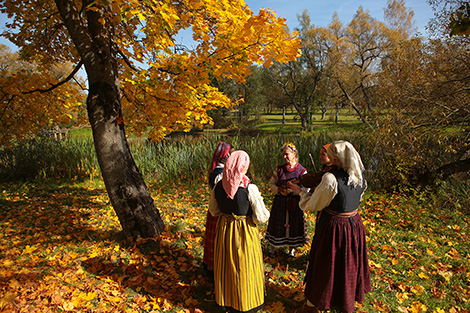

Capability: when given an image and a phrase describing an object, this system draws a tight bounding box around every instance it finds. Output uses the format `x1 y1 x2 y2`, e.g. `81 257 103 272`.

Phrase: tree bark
420 158 470 185
55 0 165 238
436 158 470 180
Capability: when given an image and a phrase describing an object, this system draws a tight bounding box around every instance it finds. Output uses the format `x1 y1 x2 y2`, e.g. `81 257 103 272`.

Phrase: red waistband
324 208 358 218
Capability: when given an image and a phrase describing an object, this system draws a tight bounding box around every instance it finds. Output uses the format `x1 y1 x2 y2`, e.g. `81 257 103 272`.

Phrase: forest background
0 0 469 312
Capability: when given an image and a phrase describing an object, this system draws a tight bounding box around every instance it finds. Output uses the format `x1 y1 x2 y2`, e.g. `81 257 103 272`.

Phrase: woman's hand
287 181 301 194
279 187 292 196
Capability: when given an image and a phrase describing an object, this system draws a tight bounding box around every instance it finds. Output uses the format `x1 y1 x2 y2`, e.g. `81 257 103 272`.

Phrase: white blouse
209 184 270 225
298 172 338 212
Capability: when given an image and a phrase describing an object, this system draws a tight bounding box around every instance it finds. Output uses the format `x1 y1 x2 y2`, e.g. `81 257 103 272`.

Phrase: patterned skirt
214 214 265 313
304 212 371 313
265 195 307 247
203 211 218 270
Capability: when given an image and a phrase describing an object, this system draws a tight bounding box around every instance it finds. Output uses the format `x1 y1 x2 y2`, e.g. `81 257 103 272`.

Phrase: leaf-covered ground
0 178 469 312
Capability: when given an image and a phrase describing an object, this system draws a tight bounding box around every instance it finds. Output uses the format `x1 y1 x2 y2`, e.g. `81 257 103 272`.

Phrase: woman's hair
281 142 299 162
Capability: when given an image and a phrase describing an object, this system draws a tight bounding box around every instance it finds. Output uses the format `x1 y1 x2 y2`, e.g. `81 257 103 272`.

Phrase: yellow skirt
214 214 265 312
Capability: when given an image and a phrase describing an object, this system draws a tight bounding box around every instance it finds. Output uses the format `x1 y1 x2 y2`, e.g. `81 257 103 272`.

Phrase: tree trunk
87 82 165 238
360 83 375 114
56 0 165 238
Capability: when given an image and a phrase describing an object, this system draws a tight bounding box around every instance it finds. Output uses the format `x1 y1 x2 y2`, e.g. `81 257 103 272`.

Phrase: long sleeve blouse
208 184 270 225
298 172 338 212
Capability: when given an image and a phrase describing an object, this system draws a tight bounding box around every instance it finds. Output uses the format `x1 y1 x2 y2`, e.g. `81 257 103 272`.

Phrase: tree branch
420 158 470 185
117 49 139 72
337 80 373 129
23 60 84 94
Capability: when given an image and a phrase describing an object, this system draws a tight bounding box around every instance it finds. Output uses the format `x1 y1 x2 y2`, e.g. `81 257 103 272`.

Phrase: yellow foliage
0 0 301 142
1 1 292 142
0 45 86 145
409 301 427 313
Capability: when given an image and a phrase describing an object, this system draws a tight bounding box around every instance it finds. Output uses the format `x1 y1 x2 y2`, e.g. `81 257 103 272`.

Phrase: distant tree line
210 0 470 185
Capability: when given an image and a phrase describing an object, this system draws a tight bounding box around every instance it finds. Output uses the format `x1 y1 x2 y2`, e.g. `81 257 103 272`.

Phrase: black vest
209 167 223 189
214 181 252 216
326 168 365 213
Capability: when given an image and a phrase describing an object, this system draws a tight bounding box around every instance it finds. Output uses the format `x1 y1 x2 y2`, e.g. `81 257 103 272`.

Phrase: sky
1 0 435 51
243 0 435 34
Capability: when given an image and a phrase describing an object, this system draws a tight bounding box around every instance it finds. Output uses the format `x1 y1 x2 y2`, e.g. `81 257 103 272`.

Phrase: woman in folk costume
209 150 270 313
289 141 371 313
266 142 308 257
203 141 234 274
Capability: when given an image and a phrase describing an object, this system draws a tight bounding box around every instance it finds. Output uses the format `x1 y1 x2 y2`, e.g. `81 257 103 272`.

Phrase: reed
0 132 372 182
2 130 467 204
0 137 97 181
135 131 373 185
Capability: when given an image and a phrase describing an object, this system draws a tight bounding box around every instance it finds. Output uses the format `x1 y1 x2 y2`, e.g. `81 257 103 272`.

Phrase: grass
246 111 365 134
0 177 469 312
1 110 469 312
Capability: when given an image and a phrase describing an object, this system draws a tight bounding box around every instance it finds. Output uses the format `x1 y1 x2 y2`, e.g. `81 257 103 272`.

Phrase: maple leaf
396 292 409 303
411 285 425 296
409 302 428 313
266 301 286 313
62 301 74 311
418 272 429 279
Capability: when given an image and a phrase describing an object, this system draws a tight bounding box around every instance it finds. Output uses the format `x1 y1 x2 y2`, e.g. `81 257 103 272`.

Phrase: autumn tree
384 0 417 37
0 0 301 238
267 10 328 130
0 44 84 143
374 1 470 187
334 6 393 127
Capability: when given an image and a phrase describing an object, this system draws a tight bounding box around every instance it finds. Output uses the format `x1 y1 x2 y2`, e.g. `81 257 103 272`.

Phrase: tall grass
0 131 369 182
107 130 374 185
0 137 98 181
1 131 467 204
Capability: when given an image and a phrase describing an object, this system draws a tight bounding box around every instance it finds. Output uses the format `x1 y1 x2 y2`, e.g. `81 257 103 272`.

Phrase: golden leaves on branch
0 47 85 144
2 0 301 142
108 0 302 141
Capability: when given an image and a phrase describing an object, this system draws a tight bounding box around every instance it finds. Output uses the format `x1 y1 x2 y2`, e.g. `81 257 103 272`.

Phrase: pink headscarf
222 150 251 199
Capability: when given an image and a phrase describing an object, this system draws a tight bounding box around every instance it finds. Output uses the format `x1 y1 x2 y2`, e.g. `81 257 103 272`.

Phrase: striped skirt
304 212 371 313
214 214 265 313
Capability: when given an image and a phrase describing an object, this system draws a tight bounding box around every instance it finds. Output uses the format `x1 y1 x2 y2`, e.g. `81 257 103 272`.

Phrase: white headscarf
327 140 365 188
222 150 251 199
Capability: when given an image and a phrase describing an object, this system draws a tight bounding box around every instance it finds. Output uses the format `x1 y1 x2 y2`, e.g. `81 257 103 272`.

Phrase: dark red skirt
203 211 218 270
304 212 371 313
